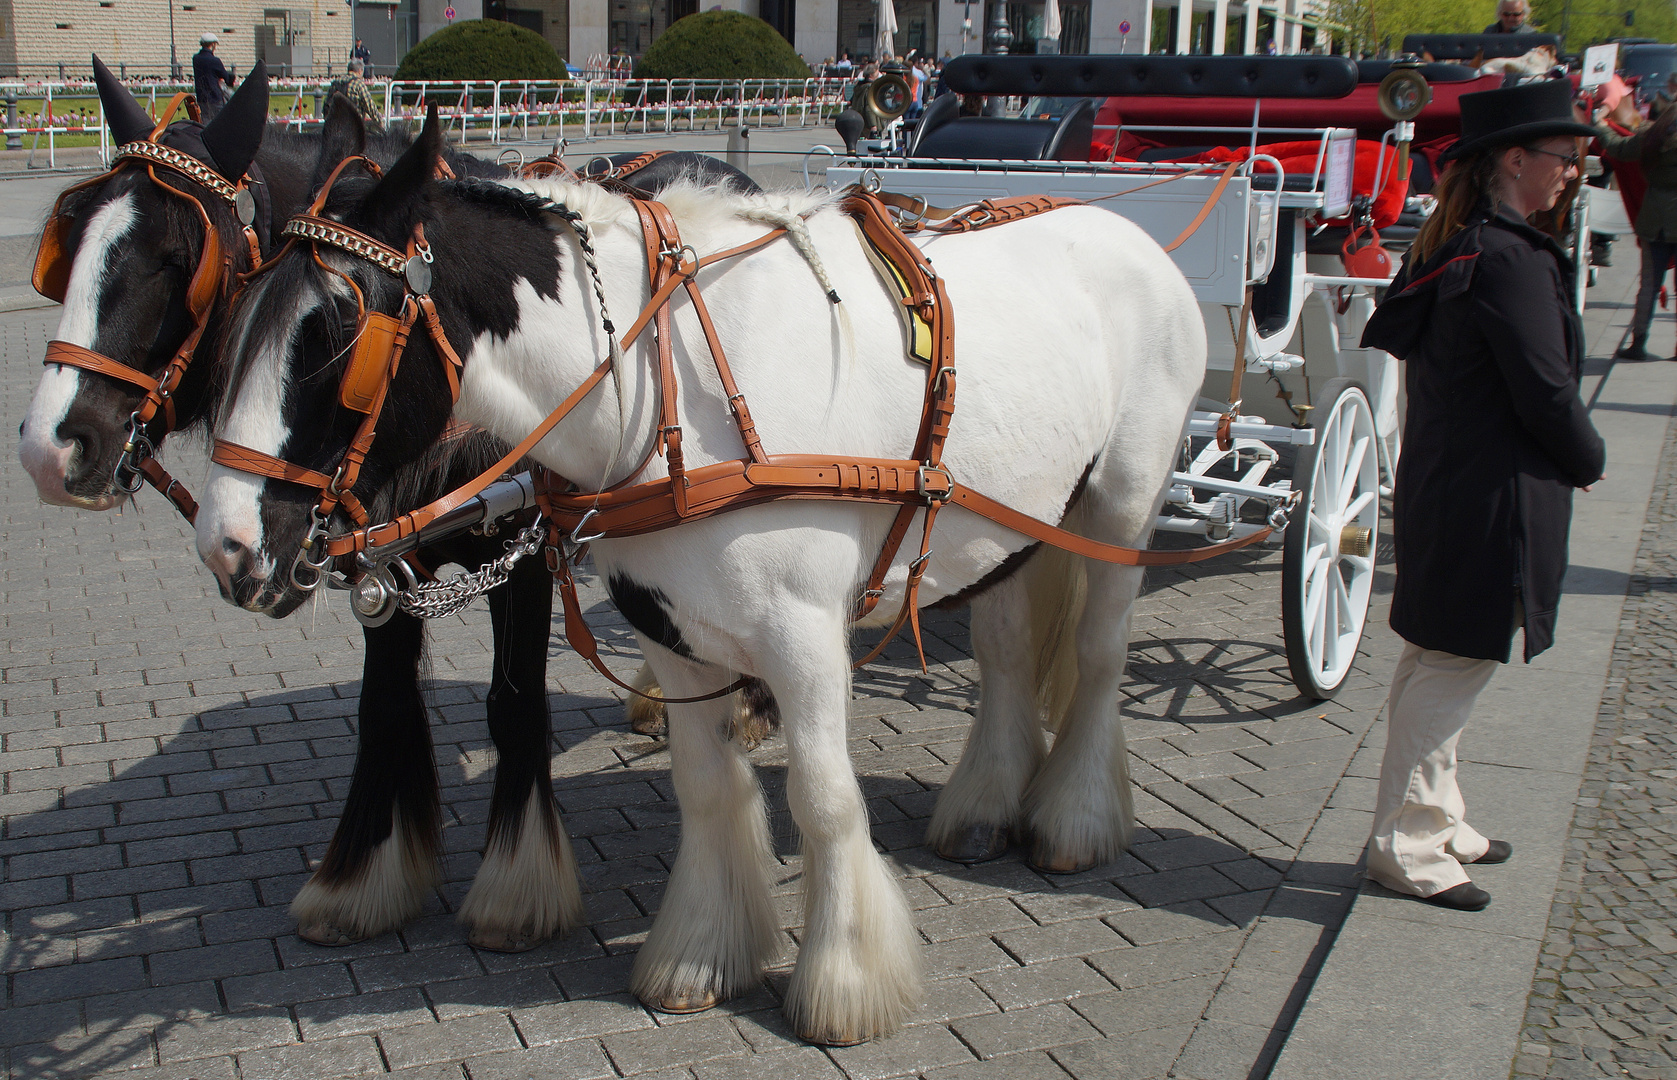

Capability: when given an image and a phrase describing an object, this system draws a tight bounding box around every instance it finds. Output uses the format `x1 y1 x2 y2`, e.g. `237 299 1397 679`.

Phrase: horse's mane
502 175 838 247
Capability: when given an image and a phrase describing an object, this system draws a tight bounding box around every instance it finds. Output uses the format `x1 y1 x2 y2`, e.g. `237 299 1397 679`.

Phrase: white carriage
820 55 1409 699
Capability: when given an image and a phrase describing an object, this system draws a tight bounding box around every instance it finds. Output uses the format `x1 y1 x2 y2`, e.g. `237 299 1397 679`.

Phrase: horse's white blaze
196 288 312 584
18 195 137 502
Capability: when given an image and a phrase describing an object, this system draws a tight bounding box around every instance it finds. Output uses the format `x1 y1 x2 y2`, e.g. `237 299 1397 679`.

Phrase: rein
34 93 267 521
213 169 1286 699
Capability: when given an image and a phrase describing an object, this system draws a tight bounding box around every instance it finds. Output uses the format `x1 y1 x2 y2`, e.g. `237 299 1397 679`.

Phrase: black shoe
1422 882 1491 911
1616 341 1650 361
1471 840 1512 864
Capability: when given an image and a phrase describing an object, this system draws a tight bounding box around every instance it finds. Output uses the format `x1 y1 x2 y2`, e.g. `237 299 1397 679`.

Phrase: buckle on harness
916 464 952 504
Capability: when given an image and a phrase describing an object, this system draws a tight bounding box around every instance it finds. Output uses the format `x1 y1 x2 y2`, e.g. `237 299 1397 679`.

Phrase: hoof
468 927 545 953
643 990 721 1015
629 709 667 738
934 824 1010 865
1027 843 1099 876
800 1028 871 1048
297 921 370 947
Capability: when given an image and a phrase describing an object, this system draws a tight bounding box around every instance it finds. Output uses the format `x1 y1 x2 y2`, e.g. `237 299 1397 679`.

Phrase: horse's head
17 56 269 509
198 107 489 615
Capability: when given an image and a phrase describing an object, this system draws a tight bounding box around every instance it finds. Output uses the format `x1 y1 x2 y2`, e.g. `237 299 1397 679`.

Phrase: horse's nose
203 535 257 597
55 420 104 493
18 418 80 503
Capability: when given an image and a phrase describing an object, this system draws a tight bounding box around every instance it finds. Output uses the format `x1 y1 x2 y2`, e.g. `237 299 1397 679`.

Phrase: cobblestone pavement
1515 408 1677 1080
0 296 1394 1080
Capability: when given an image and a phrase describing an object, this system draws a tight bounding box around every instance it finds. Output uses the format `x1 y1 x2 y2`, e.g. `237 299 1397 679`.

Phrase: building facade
0 0 1328 80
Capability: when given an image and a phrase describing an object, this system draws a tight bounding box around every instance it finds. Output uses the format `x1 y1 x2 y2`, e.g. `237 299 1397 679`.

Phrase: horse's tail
1025 541 1087 733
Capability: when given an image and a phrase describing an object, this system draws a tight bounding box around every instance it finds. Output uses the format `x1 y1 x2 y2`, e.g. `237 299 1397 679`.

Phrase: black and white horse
14 65 756 951
195 112 1206 1043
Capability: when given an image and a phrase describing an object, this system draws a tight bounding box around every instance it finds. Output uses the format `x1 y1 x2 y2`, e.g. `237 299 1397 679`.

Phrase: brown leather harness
32 94 266 521
32 93 264 519
209 165 1280 696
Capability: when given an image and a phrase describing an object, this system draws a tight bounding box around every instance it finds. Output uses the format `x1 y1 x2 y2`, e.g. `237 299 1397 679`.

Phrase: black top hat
1440 78 1595 161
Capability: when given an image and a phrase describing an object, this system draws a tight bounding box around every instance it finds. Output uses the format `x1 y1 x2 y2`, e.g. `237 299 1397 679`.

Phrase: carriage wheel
1281 378 1381 700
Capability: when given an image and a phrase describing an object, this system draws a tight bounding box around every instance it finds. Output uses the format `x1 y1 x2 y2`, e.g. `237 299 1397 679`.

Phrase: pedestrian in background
351 37 374 79
1360 80 1606 912
1484 0 1537 33
1595 79 1677 361
334 58 384 133
192 32 234 119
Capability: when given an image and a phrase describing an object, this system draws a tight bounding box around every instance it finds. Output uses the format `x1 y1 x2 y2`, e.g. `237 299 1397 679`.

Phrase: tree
633 11 811 81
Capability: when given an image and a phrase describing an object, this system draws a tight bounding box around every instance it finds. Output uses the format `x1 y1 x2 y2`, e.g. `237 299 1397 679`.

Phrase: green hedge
394 19 567 81
634 11 811 82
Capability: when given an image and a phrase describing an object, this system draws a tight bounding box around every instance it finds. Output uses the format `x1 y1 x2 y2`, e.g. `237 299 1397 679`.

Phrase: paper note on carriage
1582 44 1619 90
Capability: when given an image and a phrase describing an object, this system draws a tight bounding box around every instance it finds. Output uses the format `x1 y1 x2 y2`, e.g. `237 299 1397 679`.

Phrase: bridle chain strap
114 140 242 206
282 215 410 277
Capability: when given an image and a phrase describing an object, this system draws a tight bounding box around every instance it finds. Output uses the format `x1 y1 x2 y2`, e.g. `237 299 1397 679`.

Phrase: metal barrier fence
0 76 851 169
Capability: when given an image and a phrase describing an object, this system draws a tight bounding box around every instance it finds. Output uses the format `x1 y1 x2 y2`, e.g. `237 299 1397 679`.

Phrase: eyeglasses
1528 146 1581 169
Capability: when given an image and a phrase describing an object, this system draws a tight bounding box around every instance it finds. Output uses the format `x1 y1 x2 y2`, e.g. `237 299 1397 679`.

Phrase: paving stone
951 1002 1102 1059
462 1041 616 1080
1048 1023 1195 1079
155 1010 298 1063
378 1013 521 1070
599 1015 746 1074
974 958 1115 1011
512 995 655 1045
1071 976 1220 1037
236 1035 385 1080
826 1021 974 1079
1514 405 1677 1078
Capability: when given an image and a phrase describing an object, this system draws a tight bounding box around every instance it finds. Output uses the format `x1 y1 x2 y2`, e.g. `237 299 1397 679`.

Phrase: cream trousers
1366 641 1497 897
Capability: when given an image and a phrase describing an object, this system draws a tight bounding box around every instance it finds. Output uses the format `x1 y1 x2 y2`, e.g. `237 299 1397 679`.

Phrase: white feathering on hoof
458 787 584 947
291 809 439 942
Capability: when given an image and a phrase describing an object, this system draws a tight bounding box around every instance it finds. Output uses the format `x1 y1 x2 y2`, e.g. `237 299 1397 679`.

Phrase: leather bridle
206 160 1287 696
33 93 267 520
209 154 467 592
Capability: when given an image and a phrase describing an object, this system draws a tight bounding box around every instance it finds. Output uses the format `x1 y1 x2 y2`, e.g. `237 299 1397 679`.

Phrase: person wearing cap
1360 79 1606 912
1594 78 1677 360
333 58 384 133
193 32 234 119
1484 0 1537 33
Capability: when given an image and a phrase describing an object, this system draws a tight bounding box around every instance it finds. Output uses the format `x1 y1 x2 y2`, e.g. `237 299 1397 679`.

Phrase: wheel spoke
1338 434 1370 511
1342 489 1376 524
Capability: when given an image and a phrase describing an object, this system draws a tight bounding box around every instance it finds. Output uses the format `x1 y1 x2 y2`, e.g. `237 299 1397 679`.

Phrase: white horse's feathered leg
630 651 781 1013
765 611 921 1045
1019 441 1177 873
924 566 1048 863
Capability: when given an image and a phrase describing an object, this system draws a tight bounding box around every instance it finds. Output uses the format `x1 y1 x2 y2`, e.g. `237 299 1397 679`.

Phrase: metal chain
395 518 548 620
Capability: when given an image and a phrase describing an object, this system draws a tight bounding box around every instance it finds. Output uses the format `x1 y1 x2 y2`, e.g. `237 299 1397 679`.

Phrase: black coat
193 49 233 108
1362 207 1605 662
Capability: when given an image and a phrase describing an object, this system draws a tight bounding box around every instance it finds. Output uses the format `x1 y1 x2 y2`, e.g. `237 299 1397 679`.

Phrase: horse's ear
92 54 155 146
359 106 442 239
313 93 366 187
201 60 268 182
